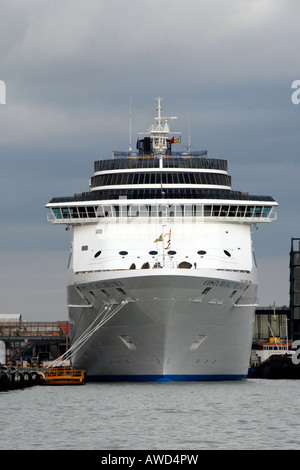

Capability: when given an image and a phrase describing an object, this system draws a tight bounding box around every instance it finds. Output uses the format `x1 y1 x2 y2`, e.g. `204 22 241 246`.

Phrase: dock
41 366 85 385
0 364 43 391
0 364 85 390
0 317 69 365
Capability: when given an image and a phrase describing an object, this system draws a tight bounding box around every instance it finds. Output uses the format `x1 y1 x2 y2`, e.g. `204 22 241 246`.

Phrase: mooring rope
49 299 128 367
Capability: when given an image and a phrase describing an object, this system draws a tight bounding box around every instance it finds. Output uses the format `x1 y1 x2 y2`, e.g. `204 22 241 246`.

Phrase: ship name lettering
204 279 246 290
219 280 245 290
84 280 124 290
203 279 220 287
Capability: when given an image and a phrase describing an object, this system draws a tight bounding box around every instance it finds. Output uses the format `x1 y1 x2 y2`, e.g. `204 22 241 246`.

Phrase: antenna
187 114 191 155
129 94 132 153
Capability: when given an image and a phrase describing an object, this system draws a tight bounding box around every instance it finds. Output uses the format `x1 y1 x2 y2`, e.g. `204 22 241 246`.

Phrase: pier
0 315 69 365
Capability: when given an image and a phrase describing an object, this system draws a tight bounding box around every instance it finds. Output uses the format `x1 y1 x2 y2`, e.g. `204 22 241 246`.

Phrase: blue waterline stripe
86 374 247 382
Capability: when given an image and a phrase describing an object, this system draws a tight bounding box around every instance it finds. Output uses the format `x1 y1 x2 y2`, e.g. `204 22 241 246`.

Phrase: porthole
197 250 206 255
168 250 176 255
224 250 231 257
149 250 158 255
94 251 102 258
119 251 128 256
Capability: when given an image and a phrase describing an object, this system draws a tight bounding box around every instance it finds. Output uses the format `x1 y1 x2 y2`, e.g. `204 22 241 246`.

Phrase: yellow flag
154 234 163 242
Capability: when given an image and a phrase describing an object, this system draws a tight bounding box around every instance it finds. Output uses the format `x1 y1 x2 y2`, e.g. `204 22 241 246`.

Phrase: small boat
42 367 85 385
251 353 300 379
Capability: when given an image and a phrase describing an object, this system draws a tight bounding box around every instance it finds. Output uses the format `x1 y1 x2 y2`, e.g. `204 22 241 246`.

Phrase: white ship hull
67 269 257 381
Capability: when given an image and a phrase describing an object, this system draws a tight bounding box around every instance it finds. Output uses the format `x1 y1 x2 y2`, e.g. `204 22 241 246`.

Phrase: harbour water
1 379 300 450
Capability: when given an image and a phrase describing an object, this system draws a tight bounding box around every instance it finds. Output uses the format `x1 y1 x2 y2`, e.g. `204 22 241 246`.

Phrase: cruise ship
46 97 277 381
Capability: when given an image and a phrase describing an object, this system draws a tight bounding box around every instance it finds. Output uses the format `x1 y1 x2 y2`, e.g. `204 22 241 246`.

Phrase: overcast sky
0 0 299 321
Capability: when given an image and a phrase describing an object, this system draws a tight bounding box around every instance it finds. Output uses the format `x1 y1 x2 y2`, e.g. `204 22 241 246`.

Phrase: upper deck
46 96 278 224
94 151 226 172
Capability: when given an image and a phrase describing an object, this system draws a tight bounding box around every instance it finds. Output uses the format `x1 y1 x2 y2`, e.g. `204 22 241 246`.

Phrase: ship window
204 205 212 217
149 250 158 255
189 173 195 184
94 251 102 258
113 205 120 217
246 206 254 217
87 206 96 217
184 173 191 184
220 206 229 216
202 287 211 295
227 206 236 217
168 250 176 255
237 206 246 217
197 250 207 255
262 206 271 217
212 205 220 216
78 207 87 218
61 208 70 218
229 290 237 298
101 289 110 297
119 251 128 255
70 207 79 218
178 173 184 184
173 173 179 184
113 173 119 185
224 250 231 257
194 204 204 217
53 208 62 219
254 206 262 217
81 245 88 251
117 288 126 295
184 205 193 216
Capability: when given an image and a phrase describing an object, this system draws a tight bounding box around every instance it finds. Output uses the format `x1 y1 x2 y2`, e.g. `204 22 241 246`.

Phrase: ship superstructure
46 97 277 381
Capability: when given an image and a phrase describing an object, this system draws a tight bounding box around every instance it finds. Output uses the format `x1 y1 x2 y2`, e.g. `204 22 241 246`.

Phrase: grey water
1 379 300 450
